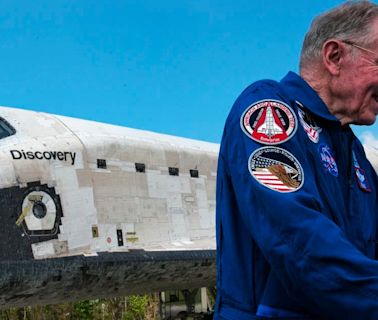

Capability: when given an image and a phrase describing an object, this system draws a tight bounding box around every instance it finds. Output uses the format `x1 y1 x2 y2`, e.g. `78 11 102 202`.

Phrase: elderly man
215 1 378 319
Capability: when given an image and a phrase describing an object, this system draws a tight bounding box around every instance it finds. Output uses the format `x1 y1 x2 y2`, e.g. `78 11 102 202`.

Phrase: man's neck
300 68 350 125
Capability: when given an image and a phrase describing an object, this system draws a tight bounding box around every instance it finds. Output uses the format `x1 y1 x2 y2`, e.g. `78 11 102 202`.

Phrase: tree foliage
0 294 159 320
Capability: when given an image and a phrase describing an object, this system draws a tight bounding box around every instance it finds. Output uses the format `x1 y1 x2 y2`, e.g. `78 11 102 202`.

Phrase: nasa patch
241 99 297 145
296 102 322 143
248 146 304 193
352 151 371 192
319 144 338 177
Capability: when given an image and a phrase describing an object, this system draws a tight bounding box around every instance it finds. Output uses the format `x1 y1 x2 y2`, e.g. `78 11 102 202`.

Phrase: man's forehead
357 17 378 49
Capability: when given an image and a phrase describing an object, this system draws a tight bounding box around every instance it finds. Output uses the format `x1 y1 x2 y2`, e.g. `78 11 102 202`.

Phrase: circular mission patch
249 146 304 193
241 99 297 145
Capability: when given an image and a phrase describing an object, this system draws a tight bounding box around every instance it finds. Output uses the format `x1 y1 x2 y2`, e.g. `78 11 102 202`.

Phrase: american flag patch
249 147 304 193
253 169 296 192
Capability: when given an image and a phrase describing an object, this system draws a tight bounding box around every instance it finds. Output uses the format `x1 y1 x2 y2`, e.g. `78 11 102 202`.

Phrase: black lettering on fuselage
10 150 22 159
35 152 43 160
70 152 76 165
26 151 35 160
9 150 77 165
43 151 51 160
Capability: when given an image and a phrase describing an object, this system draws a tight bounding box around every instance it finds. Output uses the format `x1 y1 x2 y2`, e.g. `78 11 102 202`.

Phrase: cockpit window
0 118 15 139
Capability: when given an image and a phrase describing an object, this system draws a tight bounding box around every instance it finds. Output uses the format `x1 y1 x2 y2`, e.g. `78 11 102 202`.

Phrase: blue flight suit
215 72 378 319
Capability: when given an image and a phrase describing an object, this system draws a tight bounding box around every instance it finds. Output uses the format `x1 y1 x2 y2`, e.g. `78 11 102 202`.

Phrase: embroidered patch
319 144 338 176
241 99 297 145
296 101 322 143
352 151 371 192
248 146 304 193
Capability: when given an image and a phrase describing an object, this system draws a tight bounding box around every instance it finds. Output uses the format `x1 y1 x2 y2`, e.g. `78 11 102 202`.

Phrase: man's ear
322 39 345 76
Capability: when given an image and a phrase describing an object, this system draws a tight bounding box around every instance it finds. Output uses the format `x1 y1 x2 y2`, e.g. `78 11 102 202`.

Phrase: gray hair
300 1 378 70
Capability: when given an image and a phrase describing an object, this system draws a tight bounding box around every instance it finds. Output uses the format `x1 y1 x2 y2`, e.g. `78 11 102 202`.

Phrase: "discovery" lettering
10 150 76 165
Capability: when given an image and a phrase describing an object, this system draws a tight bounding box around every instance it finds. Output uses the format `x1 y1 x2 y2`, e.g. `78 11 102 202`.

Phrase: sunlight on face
340 19 378 125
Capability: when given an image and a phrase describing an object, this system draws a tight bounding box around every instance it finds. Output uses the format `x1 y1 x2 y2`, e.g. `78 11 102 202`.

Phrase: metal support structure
200 287 209 313
159 291 166 320
182 288 199 314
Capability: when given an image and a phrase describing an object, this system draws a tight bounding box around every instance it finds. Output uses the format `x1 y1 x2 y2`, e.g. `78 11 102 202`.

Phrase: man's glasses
342 39 378 65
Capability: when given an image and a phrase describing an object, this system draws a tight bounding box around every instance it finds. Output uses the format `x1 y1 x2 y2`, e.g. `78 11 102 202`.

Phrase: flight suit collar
280 71 340 123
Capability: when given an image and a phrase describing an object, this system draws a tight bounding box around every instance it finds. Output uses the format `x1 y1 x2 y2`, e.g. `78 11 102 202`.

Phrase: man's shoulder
222 77 301 149
237 79 281 102
228 78 291 125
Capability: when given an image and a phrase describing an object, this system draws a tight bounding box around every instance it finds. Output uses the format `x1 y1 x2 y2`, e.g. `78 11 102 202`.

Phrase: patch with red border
241 99 297 145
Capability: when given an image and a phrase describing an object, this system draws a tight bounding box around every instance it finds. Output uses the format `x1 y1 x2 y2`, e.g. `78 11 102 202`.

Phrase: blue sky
0 0 377 144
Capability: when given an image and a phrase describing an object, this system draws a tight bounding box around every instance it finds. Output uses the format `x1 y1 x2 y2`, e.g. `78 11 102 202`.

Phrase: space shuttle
0 106 377 310
256 106 283 138
0 106 218 309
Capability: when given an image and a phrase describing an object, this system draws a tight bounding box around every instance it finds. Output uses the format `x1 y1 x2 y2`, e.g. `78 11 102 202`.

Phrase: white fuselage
0 106 218 260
